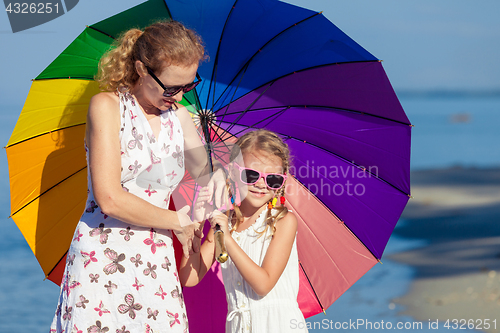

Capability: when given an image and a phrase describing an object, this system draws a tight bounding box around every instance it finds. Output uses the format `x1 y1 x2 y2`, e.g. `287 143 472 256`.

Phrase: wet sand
390 167 500 332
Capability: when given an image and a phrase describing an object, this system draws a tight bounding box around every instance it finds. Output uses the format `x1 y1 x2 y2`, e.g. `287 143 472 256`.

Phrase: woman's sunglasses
145 66 201 98
233 163 287 190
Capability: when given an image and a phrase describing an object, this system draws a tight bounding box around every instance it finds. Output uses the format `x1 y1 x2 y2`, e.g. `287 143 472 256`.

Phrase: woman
49 21 224 333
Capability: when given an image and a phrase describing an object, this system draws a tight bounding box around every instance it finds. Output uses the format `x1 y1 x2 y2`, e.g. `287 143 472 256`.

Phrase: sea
1 94 499 332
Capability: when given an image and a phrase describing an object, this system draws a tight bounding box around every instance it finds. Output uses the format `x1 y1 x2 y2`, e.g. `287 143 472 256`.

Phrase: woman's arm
176 105 227 208
211 210 298 296
86 92 196 257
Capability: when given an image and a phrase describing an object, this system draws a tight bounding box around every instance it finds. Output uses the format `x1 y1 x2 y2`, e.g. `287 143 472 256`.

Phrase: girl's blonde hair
95 20 206 92
228 129 291 237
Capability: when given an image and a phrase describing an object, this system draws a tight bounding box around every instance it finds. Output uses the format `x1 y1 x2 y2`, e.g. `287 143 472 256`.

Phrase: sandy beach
390 167 500 332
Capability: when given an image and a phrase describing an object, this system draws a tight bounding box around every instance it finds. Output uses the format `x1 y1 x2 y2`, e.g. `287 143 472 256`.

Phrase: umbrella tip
322 309 326 315
319 11 323 14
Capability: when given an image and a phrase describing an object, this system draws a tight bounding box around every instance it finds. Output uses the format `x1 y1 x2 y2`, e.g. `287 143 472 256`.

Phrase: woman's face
231 149 284 211
141 62 198 111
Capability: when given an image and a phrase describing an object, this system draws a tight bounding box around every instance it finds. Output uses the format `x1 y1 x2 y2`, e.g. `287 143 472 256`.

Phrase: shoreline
389 166 500 333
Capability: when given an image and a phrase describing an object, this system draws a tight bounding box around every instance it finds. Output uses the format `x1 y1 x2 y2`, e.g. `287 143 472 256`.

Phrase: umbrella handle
214 224 228 263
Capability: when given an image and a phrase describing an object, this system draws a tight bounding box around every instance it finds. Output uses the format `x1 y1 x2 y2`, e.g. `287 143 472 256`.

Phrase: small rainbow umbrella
6 0 412 330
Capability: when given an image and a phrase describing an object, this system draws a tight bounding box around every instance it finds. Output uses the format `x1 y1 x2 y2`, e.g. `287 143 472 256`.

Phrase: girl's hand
207 168 228 210
209 210 230 234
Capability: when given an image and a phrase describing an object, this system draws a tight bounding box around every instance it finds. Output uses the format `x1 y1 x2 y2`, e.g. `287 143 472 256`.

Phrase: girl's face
139 61 198 112
231 149 284 211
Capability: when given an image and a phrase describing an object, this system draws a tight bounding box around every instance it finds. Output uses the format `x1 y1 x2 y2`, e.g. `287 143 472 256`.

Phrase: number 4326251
5 3 60 14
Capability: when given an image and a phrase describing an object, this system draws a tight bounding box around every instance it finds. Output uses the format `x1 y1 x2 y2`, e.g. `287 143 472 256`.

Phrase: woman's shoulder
87 91 121 127
90 91 120 107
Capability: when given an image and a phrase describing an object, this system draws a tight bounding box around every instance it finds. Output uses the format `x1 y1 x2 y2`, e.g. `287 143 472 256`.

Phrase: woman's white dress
221 208 308 333
50 91 188 333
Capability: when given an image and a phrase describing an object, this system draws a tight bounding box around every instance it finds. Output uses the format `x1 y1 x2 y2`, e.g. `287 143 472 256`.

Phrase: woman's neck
130 84 160 116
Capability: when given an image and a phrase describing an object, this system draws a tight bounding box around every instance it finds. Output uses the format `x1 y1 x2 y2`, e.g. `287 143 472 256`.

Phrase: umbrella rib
299 261 325 313
204 0 240 112
226 106 289 137
218 71 273 129
87 25 116 40
46 250 69 279
10 166 87 217
211 10 323 110
6 123 86 148
219 104 411 126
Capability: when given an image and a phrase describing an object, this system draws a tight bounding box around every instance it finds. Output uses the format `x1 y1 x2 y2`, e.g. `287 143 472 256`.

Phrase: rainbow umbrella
6 0 412 330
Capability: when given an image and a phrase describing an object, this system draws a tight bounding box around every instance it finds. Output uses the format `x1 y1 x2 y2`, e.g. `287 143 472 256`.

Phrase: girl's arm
179 228 216 287
179 187 216 286
86 92 196 257
211 210 298 296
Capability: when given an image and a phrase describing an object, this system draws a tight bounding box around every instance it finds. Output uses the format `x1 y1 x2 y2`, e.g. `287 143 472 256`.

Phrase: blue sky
1 0 500 108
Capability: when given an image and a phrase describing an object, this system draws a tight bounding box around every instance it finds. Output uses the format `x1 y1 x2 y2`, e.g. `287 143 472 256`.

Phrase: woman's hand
192 186 211 223
207 168 228 210
173 206 200 258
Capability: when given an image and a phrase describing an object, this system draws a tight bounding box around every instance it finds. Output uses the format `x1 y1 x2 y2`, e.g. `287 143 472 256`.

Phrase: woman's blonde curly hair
95 20 206 92
228 129 291 237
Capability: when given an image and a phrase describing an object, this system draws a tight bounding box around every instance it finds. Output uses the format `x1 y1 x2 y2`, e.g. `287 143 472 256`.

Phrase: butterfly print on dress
75 295 89 309
89 223 111 244
85 200 98 213
94 300 111 317
128 127 143 150
67 253 76 266
128 160 142 175
162 119 174 140
89 273 99 283
144 184 157 197
103 248 126 275
81 250 98 268
166 310 180 328
63 274 81 297
132 277 144 291
130 253 143 267
147 307 159 320
161 256 171 271
155 285 167 300
172 145 184 168
119 226 135 241
146 150 161 172
143 228 167 254
143 262 157 279
147 132 156 144
116 326 130 333
104 280 117 294
171 285 184 308
161 143 170 154
71 324 83 333
73 228 83 242
118 294 142 319
87 320 109 333
63 305 73 321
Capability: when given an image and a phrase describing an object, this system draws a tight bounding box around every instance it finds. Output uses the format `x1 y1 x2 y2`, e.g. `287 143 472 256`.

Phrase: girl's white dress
50 91 188 333
221 208 308 333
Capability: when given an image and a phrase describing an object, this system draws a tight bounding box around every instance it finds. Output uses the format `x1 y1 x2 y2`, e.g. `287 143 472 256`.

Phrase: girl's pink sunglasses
233 163 287 190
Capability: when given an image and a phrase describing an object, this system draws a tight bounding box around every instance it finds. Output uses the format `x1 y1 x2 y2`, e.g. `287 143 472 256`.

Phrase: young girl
180 129 308 333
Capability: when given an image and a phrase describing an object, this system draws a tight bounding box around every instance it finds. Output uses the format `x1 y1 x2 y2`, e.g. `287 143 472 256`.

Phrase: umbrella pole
200 114 228 263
